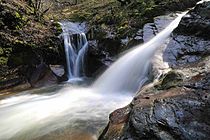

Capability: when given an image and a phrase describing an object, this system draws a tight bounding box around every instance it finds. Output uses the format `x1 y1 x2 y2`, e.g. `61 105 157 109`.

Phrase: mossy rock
158 70 184 90
7 42 39 67
53 22 63 36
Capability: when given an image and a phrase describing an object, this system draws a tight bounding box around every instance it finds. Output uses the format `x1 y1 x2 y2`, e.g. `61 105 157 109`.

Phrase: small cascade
60 22 88 81
93 12 187 93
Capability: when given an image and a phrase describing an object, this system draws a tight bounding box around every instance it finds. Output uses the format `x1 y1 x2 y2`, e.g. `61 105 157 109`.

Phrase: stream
0 12 186 140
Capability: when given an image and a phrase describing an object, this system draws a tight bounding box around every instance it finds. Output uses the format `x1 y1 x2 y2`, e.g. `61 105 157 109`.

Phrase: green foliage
14 11 28 29
14 11 21 19
61 0 164 38
0 48 9 65
0 57 8 65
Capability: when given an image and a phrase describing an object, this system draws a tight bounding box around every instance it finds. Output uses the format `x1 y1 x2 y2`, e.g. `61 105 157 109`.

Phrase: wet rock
86 40 107 77
99 106 131 140
86 39 121 77
164 1 210 67
29 63 58 88
124 89 210 140
143 23 157 42
174 1 210 39
97 38 122 56
126 29 143 47
143 13 177 42
164 35 210 67
49 65 65 77
185 72 210 91
162 0 200 11
100 82 210 140
0 77 26 91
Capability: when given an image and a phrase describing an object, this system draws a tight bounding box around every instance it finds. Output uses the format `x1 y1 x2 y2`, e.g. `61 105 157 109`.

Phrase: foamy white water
0 85 132 140
60 22 88 81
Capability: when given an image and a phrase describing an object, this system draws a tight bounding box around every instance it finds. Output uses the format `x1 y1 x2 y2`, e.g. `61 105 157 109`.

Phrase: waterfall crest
93 12 187 93
60 22 88 81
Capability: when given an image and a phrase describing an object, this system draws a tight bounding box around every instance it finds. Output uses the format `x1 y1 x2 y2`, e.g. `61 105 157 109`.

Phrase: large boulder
174 1 210 39
29 63 58 88
164 1 210 67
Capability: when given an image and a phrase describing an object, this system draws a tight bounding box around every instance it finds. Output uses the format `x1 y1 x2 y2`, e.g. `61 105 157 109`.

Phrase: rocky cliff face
100 1 210 140
0 0 64 91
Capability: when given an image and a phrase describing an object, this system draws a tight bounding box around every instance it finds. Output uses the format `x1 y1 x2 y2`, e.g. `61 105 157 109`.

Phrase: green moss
157 71 184 90
15 40 24 44
21 15 28 22
15 11 21 19
15 25 21 30
54 22 62 35
13 11 28 30
0 48 3 55
0 57 8 65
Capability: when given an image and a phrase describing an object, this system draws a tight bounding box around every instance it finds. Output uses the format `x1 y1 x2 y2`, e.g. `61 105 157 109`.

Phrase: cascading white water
60 22 88 81
0 86 132 140
93 12 187 93
0 12 187 140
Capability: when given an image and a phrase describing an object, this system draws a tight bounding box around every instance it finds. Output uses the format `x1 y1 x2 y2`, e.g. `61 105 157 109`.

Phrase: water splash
60 22 88 81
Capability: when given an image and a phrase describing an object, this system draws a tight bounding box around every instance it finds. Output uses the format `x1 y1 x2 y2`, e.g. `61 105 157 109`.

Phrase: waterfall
0 12 187 140
60 22 88 81
93 12 187 93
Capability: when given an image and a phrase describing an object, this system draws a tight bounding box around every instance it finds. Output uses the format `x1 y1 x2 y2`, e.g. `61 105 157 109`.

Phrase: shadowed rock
164 1 210 67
